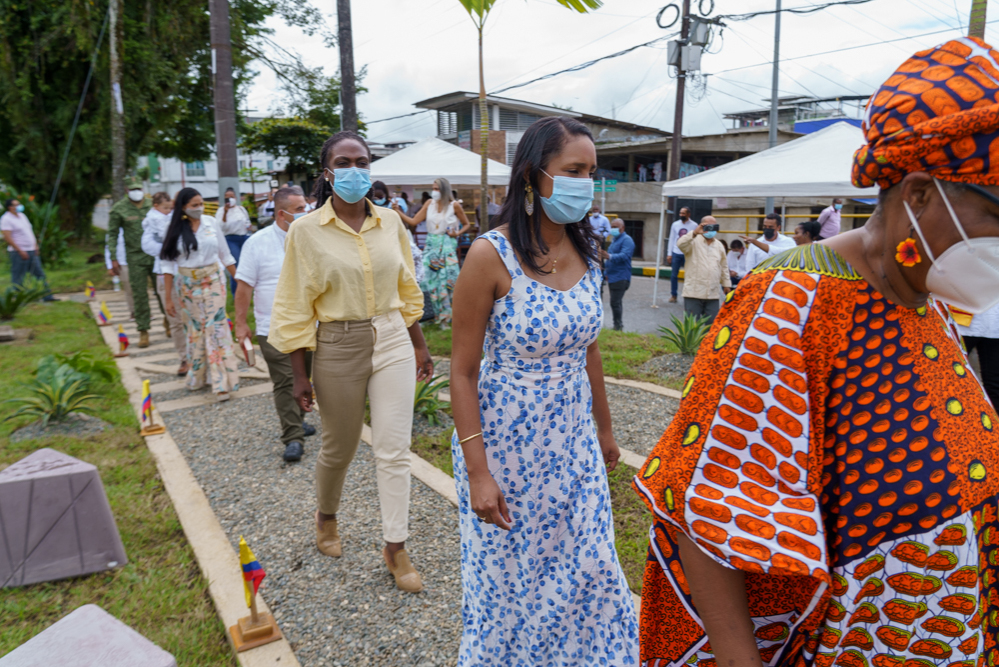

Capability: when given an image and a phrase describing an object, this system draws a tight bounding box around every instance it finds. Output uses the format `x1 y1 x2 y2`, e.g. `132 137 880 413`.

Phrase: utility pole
765 0 781 216
661 0 690 285
210 0 240 199
338 0 358 132
109 0 126 202
970 0 987 38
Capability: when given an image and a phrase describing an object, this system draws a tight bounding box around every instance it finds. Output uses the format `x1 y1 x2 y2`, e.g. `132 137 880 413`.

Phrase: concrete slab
0 604 176 667
0 449 127 588
601 274 696 334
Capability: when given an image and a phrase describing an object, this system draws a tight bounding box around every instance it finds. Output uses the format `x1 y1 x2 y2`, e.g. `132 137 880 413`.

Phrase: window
267 160 274 171
238 160 246 170
184 161 205 177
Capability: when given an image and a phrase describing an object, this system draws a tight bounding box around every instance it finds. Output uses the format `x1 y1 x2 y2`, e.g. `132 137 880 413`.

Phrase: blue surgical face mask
327 167 371 204
609 227 621 237
15 204 24 213
281 209 307 222
539 170 594 225
704 231 717 239
373 197 387 206
834 203 843 211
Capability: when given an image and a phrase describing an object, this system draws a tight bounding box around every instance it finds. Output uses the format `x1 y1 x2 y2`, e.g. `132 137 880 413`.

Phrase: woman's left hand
598 430 621 472
415 344 434 382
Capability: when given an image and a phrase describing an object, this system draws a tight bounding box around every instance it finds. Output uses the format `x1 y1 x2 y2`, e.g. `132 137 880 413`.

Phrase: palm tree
969 0 987 38
457 0 602 233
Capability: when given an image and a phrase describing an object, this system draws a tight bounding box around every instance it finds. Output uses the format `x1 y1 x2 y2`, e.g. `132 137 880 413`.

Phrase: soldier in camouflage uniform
107 176 155 347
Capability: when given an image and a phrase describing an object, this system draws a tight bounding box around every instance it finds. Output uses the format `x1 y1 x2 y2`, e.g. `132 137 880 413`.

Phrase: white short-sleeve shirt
234 223 288 337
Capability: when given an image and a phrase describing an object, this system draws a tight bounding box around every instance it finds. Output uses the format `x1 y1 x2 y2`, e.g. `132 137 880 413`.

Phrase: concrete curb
88 298 300 667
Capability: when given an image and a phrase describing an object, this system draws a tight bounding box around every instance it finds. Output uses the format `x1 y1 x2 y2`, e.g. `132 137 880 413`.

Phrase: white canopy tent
651 122 878 305
370 137 512 186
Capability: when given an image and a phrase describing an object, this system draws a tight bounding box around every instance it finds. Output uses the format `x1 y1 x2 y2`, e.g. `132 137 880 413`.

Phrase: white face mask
227 197 236 206
904 179 999 314
128 189 144 202
431 191 441 201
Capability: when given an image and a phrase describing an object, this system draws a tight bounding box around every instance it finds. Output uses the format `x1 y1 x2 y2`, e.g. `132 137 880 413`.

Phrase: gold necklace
549 231 567 274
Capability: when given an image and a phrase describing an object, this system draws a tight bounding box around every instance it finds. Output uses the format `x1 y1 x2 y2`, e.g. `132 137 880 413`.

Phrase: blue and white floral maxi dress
452 231 640 666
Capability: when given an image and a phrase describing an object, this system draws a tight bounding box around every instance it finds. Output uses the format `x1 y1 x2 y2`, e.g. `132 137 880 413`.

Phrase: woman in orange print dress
633 37 999 667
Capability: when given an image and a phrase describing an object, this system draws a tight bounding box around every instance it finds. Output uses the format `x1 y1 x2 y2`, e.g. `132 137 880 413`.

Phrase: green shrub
3 371 101 426
39 350 117 384
0 187 69 267
414 374 450 426
657 313 711 356
0 281 48 320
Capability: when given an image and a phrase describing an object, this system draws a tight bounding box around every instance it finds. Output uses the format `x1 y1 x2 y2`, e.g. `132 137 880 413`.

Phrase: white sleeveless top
425 200 459 235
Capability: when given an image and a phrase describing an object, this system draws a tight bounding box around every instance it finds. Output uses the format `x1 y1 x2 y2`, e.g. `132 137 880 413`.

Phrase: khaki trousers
312 310 416 543
258 335 311 445
156 274 187 364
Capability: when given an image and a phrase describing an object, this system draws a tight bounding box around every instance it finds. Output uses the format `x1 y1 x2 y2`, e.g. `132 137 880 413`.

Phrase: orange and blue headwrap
852 36 999 189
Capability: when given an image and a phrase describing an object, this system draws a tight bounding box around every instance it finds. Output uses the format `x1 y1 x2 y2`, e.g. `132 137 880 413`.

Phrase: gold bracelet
458 431 483 444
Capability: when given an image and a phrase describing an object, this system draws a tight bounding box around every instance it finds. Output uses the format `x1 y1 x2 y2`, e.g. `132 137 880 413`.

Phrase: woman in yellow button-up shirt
269 130 433 594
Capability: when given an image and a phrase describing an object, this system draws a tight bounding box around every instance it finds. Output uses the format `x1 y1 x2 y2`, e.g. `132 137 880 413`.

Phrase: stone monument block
0 448 127 588
0 604 177 667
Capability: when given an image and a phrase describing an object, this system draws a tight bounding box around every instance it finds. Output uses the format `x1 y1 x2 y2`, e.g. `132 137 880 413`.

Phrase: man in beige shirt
676 215 732 324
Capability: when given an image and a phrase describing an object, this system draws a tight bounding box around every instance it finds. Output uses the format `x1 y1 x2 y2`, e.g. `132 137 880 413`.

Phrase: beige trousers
156 273 186 363
118 264 135 316
312 310 416 543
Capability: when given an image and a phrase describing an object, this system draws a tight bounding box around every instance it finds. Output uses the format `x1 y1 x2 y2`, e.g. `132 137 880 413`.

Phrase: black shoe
43 296 60 302
283 440 304 462
301 422 317 437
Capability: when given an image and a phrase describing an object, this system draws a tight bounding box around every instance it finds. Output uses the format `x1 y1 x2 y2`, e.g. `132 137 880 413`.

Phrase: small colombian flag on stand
141 380 153 427
240 536 266 608
116 325 130 357
85 281 96 299
97 301 112 325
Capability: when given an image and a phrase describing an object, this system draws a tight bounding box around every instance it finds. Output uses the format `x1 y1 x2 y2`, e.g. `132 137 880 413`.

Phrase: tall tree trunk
338 0 357 132
109 0 126 202
970 0 987 38
478 25 489 234
210 0 239 198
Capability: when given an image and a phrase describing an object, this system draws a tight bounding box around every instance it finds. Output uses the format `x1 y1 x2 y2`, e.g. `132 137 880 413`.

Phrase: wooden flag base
98 322 113 327
114 351 129 358
229 612 282 652
139 424 165 436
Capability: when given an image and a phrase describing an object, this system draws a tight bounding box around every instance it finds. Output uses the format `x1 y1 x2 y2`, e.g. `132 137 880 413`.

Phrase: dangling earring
895 227 921 267
525 183 534 216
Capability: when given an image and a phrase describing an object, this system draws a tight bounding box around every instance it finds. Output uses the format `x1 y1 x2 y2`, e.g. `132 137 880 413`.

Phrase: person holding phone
676 215 731 324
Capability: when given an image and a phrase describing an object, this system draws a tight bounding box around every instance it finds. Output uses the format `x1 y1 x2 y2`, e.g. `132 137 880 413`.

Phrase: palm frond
657 313 711 356
555 0 603 11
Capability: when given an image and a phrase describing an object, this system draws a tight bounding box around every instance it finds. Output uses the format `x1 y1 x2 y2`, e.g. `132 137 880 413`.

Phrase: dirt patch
10 413 112 443
639 353 695 384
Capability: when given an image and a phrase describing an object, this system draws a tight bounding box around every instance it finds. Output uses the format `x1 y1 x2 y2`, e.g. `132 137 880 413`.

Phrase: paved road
600 275 724 334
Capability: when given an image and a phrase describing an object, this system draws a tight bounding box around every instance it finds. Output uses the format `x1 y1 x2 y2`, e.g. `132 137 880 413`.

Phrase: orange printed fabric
633 244 999 667
852 36 999 189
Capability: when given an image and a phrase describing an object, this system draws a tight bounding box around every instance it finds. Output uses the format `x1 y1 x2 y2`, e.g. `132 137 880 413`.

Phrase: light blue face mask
281 210 307 222
539 170 594 225
373 197 387 206
609 228 621 237
15 204 24 213
704 231 717 239
328 167 371 204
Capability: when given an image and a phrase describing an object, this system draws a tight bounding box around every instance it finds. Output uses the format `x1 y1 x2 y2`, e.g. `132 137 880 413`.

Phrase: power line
716 0 877 21
367 109 431 125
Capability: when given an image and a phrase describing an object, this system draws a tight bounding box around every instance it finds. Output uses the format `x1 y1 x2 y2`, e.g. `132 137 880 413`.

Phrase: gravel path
162 393 462 667
605 384 679 457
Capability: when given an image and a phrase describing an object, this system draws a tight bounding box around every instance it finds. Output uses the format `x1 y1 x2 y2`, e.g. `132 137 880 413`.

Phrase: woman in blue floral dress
449 116 639 666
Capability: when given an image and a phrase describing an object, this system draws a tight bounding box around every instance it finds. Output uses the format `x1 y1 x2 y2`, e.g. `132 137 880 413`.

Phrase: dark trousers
684 297 721 325
126 255 158 332
609 280 630 331
670 253 685 298
965 335 999 409
8 250 52 298
226 234 249 294
258 335 313 444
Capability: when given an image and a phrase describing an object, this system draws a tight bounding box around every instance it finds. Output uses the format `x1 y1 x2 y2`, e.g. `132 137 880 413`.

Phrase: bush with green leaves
4 364 101 426
38 351 117 385
0 187 69 267
0 281 49 320
414 375 450 426
658 313 712 356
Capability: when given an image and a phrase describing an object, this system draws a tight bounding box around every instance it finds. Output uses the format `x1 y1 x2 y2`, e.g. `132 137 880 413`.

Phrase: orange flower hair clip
895 237 921 267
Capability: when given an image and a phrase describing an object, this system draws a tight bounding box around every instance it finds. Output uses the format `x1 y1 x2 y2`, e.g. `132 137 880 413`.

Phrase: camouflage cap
126 176 143 190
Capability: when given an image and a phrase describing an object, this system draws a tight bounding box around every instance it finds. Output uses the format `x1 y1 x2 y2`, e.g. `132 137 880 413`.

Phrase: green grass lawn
0 240 113 295
411 428 651 594
0 301 235 665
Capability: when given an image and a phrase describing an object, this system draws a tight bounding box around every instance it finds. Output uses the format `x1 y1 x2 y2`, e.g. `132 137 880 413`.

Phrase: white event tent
651 122 879 304
370 137 512 186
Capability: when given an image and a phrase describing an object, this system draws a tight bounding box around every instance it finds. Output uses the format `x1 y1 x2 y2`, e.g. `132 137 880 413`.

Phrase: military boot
139 331 150 348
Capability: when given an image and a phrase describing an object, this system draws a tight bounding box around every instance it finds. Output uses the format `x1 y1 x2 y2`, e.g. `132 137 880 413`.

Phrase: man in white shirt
667 207 699 303
234 186 315 462
677 216 731 324
588 205 612 239
742 212 797 271
105 228 133 318
141 192 187 375
219 187 252 294
1 198 56 300
817 198 843 239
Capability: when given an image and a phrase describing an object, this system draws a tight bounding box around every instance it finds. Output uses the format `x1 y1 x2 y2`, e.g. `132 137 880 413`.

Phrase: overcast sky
243 0 995 144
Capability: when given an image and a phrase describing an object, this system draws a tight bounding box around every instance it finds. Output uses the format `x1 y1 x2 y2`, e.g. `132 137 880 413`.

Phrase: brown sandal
384 548 422 593
316 517 342 557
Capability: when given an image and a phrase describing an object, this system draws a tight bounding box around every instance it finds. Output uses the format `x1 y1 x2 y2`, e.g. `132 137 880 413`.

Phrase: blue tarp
794 118 863 134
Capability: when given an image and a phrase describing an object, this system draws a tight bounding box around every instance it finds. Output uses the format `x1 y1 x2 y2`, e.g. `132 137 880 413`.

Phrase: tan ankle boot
316 519 342 557
385 548 422 593
139 331 150 348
